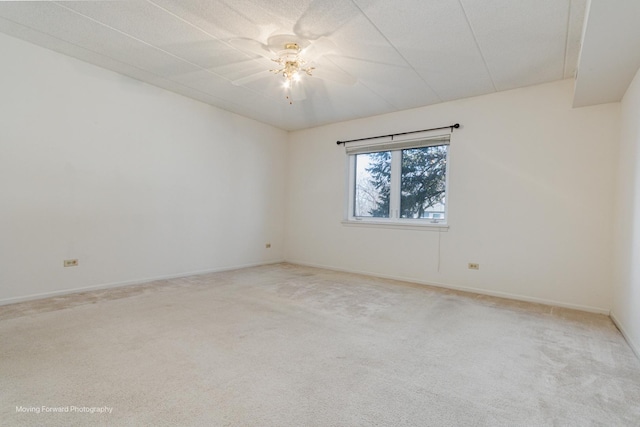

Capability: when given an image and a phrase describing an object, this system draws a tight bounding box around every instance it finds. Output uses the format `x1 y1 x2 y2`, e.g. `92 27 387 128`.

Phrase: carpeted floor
1 263 639 426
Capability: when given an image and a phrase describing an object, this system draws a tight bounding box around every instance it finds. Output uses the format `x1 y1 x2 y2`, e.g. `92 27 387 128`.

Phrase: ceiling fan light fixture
229 34 355 102
267 41 317 102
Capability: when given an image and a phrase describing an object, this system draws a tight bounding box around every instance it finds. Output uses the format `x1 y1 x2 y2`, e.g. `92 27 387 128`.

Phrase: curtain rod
336 123 460 145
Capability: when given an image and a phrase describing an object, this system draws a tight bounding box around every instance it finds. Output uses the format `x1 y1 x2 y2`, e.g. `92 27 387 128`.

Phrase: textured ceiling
0 0 588 131
573 0 640 107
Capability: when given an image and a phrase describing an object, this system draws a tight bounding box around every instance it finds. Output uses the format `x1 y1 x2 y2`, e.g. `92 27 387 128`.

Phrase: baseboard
2 258 612 317
610 312 640 361
285 259 610 315
0 259 285 306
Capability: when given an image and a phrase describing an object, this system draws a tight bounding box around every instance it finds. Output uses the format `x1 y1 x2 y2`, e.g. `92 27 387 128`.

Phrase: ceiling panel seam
350 76 399 110
0 13 268 118
457 0 497 92
0 15 172 87
562 0 572 79
51 1 278 104
146 1 382 111
0 0 593 130
145 0 266 71
52 2 226 79
350 0 444 103
317 52 395 111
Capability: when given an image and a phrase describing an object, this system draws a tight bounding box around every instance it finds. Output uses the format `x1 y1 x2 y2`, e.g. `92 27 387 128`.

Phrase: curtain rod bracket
336 123 460 145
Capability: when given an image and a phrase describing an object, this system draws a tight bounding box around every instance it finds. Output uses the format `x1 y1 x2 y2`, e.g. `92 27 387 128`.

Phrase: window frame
344 134 451 229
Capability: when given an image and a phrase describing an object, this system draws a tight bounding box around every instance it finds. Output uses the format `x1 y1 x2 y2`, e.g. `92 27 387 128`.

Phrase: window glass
348 142 449 224
354 151 391 218
400 146 447 219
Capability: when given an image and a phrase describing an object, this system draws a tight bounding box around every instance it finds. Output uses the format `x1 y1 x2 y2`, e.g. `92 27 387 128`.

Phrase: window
346 135 450 225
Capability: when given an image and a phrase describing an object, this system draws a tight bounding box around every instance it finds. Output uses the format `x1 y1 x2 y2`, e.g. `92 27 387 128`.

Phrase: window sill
341 220 449 231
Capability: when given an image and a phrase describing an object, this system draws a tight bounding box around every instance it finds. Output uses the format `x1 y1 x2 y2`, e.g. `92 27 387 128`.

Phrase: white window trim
343 132 451 227
341 219 449 231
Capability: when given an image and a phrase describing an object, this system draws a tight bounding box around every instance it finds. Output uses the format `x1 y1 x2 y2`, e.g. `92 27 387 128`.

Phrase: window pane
400 145 447 219
354 151 391 217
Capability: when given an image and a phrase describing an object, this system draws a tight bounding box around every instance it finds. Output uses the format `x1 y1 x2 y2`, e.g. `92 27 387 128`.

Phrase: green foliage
366 151 391 217
365 146 447 218
400 146 447 218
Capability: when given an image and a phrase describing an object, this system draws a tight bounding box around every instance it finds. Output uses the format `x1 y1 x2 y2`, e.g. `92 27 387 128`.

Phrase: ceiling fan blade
301 37 336 64
232 70 273 86
211 58 266 78
293 0 360 40
312 66 357 86
229 38 273 60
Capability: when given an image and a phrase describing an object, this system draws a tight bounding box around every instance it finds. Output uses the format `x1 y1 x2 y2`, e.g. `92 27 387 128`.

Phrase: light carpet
1 263 639 426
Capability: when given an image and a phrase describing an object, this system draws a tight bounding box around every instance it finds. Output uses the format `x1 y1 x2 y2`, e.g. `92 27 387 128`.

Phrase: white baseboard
2 258 613 318
285 259 611 315
610 312 640 361
0 259 285 306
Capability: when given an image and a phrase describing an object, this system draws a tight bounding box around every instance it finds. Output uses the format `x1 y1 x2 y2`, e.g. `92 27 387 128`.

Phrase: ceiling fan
229 33 357 103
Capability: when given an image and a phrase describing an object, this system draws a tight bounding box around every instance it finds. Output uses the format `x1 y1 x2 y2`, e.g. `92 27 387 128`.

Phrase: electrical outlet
468 263 479 270
64 259 78 267
265 243 271 248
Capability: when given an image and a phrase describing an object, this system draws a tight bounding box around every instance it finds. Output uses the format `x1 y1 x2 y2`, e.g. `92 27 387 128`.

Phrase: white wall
285 80 619 313
613 67 640 357
0 30 626 318
0 33 287 304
